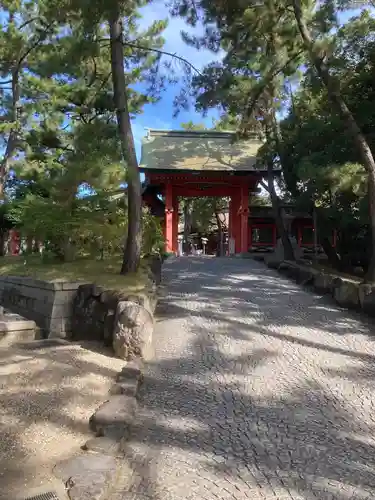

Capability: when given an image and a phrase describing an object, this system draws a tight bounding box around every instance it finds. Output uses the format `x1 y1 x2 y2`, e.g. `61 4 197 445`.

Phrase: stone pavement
114 256 375 500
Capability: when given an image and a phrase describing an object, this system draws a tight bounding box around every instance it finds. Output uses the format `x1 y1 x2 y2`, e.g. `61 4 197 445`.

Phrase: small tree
290 0 375 281
142 208 164 256
2 0 169 272
0 2 56 197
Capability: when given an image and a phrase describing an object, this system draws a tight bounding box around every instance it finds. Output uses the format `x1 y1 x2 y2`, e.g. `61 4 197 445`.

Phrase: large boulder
358 284 375 317
252 254 265 262
125 291 157 317
144 254 162 286
71 284 157 351
333 278 359 309
89 394 137 439
295 266 315 285
313 272 335 294
278 261 299 280
277 261 313 285
274 236 303 262
112 300 154 360
264 255 281 269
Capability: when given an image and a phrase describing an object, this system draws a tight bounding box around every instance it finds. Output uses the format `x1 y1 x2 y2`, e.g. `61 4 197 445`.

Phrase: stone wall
0 255 162 356
0 276 82 337
263 256 375 318
69 256 162 359
70 284 157 359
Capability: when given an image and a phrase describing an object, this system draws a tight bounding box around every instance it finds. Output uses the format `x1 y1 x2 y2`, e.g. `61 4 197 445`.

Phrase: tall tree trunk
0 232 5 257
321 236 342 271
262 78 296 262
109 6 142 274
267 161 295 261
292 0 375 283
264 112 295 261
26 235 33 254
183 199 192 254
0 69 20 199
214 210 223 256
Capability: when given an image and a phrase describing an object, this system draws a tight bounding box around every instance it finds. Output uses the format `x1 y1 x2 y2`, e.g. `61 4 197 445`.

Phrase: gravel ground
114 256 375 500
0 340 125 499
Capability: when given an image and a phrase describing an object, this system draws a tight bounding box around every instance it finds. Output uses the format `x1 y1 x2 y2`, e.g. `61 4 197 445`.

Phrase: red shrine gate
146 171 256 254
140 129 267 255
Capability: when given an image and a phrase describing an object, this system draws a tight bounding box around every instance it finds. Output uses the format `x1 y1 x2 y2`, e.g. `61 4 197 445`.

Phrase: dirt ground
0 339 124 499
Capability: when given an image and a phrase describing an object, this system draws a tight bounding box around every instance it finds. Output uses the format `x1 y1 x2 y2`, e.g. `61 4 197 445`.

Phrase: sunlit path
117 257 375 500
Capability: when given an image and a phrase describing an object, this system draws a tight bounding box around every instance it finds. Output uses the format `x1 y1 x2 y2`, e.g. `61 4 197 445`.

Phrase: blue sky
132 0 223 160
0 2 370 164
131 2 369 160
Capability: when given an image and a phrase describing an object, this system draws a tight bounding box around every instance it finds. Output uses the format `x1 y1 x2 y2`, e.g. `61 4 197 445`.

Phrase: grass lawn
0 254 150 292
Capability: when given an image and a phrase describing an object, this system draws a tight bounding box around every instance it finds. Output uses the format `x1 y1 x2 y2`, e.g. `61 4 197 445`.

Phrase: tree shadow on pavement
0 342 124 499
125 337 375 500
158 257 375 350
122 257 375 500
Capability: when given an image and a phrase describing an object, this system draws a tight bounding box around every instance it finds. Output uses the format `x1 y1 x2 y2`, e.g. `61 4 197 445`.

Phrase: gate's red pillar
229 199 233 238
165 182 173 253
228 198 233 255
9 230 20 256
172 195 179 254
240 185 249 253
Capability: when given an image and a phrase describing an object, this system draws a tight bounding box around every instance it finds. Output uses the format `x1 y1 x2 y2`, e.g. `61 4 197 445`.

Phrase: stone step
0 316 37 346
89 394 137 439
53 454 117 500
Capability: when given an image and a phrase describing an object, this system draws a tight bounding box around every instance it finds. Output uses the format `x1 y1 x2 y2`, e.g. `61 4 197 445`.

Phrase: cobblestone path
118 257 375 500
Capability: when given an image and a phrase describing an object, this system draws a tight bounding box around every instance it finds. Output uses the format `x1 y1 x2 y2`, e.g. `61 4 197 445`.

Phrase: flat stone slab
83 436 121 456
0 318 36 332
110 378 138 397
116 359 144 382
16 338 70 350
333 277 359 309
89 395 137 436
358 283 375 317
0 329 37 346
54 454 117 500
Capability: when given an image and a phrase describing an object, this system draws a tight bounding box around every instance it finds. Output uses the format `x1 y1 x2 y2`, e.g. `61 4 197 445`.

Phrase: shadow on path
123 257 375 500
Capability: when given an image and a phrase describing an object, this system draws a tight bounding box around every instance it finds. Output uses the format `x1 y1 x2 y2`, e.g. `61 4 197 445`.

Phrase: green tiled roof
140 129 267 172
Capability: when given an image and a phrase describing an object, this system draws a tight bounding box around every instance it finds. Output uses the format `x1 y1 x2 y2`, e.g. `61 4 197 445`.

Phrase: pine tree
291 0 375 281
2 0 168 269
280 12 375 272
71 0 167 273
108 3 143 273
172 0 375 278
172 0 301 259
0 1 57 197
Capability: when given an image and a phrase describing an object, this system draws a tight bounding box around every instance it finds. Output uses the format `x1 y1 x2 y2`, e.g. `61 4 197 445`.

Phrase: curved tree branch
123 41 202 75
240 50 303 131
97 37 202 75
